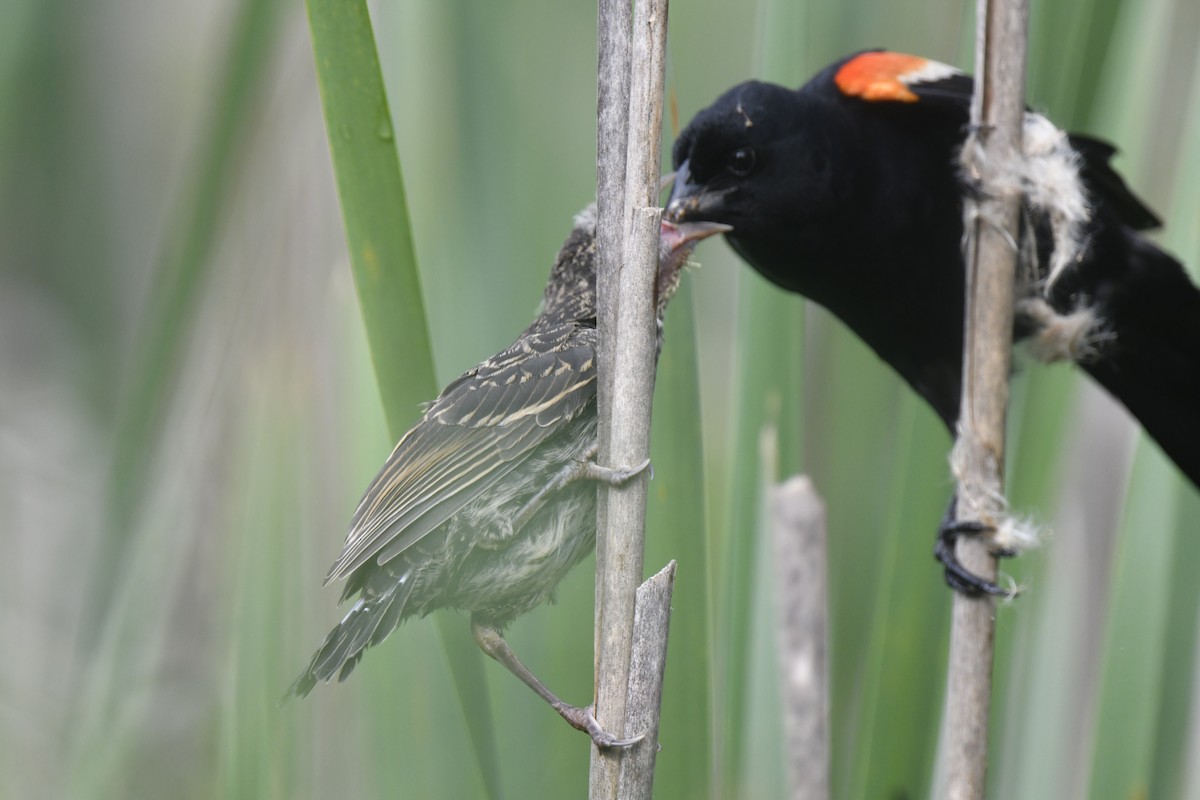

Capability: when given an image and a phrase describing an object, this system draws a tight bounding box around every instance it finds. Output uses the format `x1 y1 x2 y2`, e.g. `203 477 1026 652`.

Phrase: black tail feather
1081 234 1200 489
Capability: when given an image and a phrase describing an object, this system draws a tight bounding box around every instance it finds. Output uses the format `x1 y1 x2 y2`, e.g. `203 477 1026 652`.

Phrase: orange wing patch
835 51 960 103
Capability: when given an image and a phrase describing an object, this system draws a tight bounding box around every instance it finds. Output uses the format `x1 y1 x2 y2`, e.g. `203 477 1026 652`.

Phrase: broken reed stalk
615 562 678 800
772 476 829 800
590 0 671 798
942 0 1028 798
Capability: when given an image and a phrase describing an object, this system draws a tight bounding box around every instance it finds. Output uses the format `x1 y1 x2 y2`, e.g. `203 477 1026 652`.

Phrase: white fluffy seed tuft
993 512 1041 553
1020 113 1091 290
959 111 1101 364
1016 297 1113 363
958 111 1091 293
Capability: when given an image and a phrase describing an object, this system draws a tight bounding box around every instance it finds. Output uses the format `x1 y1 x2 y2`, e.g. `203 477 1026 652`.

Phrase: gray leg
510 444 651 533
471 617 643 748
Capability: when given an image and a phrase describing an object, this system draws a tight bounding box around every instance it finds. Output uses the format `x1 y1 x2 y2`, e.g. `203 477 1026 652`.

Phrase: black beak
664 159 734 227
664 159 695 221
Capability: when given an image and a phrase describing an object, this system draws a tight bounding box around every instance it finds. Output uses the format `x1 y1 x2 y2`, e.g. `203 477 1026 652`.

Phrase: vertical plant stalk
303 1 501 797
304 0 434 424
772 476 829 800
593 0 632 663
943 0 1028 797
615 562 678 800
591 205 668 798
591 0 671 797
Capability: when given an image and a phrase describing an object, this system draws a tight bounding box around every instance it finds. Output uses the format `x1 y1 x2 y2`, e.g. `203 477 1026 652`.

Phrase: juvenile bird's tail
286 568 416 700
1079 234 1200 488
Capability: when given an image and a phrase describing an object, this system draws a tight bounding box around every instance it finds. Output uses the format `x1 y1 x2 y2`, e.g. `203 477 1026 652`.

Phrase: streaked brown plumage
288 204 727 746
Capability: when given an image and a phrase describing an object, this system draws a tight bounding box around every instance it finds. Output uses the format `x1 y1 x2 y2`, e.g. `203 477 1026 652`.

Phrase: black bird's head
667 80 858 249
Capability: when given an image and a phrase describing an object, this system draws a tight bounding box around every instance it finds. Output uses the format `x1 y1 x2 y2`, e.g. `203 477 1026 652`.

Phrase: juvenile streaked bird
667 50 1200 593
288 205 728 746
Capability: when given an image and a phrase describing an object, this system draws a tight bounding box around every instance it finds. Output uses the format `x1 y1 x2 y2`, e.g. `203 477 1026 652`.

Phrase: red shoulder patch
835 51 960 103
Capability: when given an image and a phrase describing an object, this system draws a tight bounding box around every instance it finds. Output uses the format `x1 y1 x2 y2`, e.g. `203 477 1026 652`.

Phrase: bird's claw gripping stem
582 457 652 485
510 454 651 534
934 518 1014 597
555 702 645 749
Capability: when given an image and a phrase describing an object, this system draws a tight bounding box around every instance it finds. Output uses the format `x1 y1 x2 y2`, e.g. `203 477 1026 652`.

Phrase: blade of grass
220 384 305 800
303 0 434 426
1084 450 1178 800
1099 33 1200 797
303 1 500 796
642 282 714 798
1079 3 1199 795
845 395 952 800
719 271 804 797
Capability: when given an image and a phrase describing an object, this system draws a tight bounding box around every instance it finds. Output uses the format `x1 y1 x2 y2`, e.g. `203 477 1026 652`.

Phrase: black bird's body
668 50 1200 489
289 205 726 744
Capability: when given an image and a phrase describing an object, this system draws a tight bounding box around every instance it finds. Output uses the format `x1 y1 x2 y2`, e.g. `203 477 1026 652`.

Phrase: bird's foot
934 518 1016 597
509 457 652 536
554 701 644 749
581 457 652 486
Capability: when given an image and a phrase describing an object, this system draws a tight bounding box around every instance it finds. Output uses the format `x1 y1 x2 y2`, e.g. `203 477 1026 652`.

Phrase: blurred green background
2 0 1198 798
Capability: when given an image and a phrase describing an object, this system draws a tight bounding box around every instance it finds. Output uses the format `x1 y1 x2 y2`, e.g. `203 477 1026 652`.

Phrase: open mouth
657 218 733 302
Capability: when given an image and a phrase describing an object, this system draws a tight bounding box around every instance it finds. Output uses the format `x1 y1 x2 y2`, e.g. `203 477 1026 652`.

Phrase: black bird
288 205 728 746
667 50 1200 593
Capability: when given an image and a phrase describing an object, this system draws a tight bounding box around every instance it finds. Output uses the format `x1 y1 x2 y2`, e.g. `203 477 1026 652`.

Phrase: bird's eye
727 147 756 176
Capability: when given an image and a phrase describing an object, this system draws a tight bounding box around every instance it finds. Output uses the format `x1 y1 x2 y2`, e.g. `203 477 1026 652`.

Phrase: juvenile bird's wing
325 322 598 583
